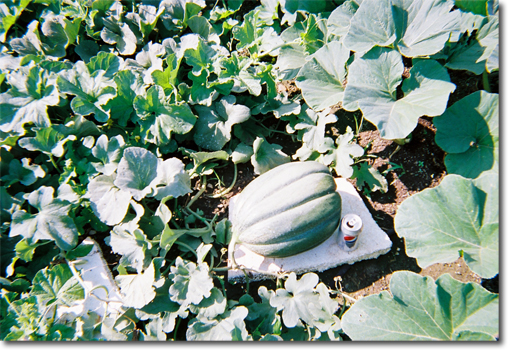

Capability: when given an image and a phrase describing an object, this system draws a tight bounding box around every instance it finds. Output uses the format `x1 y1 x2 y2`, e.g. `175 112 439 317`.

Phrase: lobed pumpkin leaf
341 271 498 340
433 90 498 178
10 186 79 251
344 47 455 139
296 41 350 112
395 171 498 278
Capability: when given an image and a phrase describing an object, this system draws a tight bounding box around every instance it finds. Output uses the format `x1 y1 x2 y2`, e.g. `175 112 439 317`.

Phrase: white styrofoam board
55 237 124 321
228 178 393 281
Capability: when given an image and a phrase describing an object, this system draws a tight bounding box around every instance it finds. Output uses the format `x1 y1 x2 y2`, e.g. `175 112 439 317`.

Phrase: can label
343 235 357 248
340 214 363 251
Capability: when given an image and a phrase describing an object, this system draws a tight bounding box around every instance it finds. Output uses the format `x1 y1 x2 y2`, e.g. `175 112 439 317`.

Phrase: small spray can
338 214 363 251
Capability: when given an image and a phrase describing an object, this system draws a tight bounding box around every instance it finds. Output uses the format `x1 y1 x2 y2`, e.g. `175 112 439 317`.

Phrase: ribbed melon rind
241 200 341 257
235 172 336 230
232 161 342 258
230 161 329 220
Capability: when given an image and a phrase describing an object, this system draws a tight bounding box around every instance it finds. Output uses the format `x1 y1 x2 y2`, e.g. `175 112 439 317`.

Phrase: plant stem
175 240 198 258
187 175 207 209
210 163 238 198
211 266 230 271
482 70 491 92
49 155 61 173
173 317 181 341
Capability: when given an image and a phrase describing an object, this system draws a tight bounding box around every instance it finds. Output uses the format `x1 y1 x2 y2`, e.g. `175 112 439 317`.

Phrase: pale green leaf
345 0 461 57
270 272 338 331
91 134 126 176
327 0 359 40
231 143 253 164
153 157 192 200
251 137 290 175
31 263 84 307
0 65 60 134
341 271 499 340
394 0 461 57
294 106 338 151
18 126 76 157
344 0 396 53
86 51 122 78
108 226 151 274
296 41 350 112
395 171 498 278
57 61 117 123
168 257 213 306
10 186 78 251
344 47 455 139
134 85 197 145
114 147 159 201
331 129 364 178
115 261 157 309
186 306 249 341
193 95 251 150
100 17 138 56
87 173 132 226
189 287 226 320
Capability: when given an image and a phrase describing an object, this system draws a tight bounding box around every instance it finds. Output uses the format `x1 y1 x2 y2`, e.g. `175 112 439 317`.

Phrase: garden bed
1 0 499 341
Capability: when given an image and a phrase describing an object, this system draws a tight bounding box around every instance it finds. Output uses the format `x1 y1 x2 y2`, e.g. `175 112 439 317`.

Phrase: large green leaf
134 85 197 146
168 257 213 307
344 0 461 57
251 137 290 175
57 61 117 123
18 126 76 158
445 15 498 75
295 41 350 112
343 0 396 53
115 260 158 309
186 306 249 341
269 272 339 332
0 65 60 134
87 174 132 226
105 70 145 126
393 0 461 58
343 47 455 139
395 171 498 278
30 263 84 307
341 271 498 340
193 95 251 150
434 91 498 178
10 186 79 251
114 147 158 201
100 17 138 56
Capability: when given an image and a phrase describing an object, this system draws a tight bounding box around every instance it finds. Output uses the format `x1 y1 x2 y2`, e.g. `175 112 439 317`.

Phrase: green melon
230 161 342 258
